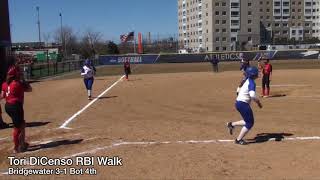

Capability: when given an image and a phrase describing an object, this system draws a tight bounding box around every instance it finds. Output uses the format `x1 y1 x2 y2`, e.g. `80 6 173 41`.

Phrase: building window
222 28 226 32
222 37 226 41
248 2 252 6
231 37 237 42
222 20 226 24
215 2 219 6
215 29 220 32
215 11 219 15
223 47 227 51
216 47 219 51
222 11 227 15
248 28 252 33
283 2 289 6
248 11 252 15
222 2 226 6
248 37 252 41
248 20 252 24
231 11 239 17
215 20 219 24
216 37 220 42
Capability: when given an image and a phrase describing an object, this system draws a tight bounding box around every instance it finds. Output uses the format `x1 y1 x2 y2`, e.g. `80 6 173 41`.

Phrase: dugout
0 0 12 84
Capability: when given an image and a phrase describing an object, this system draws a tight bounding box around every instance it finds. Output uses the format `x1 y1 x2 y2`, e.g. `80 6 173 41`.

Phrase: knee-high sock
13 128 21 150
19 123 26 146
266 88 270 96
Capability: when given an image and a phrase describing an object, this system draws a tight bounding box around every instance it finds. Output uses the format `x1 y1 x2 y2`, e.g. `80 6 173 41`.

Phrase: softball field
0 61 320 179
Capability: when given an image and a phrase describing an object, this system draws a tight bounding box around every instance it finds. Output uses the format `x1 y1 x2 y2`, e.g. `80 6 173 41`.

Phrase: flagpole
133 31 136 54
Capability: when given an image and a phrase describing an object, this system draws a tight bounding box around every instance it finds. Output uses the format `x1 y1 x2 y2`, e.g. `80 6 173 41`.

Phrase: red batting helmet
7 66 19 78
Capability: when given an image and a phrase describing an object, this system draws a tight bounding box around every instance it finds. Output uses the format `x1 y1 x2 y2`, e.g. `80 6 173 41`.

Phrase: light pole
36 6 41 47
59 13 66 58
59 13 63 57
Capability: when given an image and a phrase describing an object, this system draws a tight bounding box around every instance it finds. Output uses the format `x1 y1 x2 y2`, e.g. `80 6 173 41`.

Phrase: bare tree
80 29 104 58
42 32 51 46
53 26 79 57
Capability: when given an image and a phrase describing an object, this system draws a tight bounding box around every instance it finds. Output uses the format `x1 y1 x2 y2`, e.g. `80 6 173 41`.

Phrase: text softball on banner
99 55 159 65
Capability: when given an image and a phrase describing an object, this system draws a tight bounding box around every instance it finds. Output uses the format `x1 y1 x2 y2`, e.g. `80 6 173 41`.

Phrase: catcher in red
1 65 32 153
261 58 272 97
124 60 131 80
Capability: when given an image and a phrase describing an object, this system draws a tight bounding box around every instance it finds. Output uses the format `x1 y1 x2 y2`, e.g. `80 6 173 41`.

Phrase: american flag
120 31 134 43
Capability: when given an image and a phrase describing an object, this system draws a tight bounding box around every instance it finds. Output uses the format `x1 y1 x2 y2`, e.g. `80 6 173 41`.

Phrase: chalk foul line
1 136 320 175
63 136 320 158
257 84 310 88
59 75 125 129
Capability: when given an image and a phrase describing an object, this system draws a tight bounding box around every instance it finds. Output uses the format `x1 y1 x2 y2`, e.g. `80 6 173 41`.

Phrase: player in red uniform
261 58 272 97
1 66 32 153
124 60 131 80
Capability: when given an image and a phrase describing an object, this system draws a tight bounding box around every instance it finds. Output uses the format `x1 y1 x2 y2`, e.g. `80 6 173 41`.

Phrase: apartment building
177 0 320 52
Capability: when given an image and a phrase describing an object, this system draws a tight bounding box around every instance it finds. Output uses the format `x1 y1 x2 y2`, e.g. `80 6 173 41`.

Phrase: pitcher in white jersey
227 66 263 145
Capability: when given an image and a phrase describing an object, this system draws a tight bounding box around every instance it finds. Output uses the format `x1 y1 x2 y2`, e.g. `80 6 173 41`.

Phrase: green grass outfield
49 59 320 80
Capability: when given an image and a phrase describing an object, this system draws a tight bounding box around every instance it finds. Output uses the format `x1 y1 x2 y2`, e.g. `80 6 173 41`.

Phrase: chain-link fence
20 59 99 80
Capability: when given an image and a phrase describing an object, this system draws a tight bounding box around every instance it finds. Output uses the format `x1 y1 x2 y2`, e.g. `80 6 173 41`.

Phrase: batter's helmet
84 59 91 66
7 66 19 78
245 66 259 78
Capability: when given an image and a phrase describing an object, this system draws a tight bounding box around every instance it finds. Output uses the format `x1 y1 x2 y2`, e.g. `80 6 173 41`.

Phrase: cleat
235 139 248 145
227 122 234 135
20 142 29 152
0 123 9 129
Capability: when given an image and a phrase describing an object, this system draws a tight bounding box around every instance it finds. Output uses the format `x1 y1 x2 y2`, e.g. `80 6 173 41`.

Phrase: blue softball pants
84 77 94 90
235 101 254 129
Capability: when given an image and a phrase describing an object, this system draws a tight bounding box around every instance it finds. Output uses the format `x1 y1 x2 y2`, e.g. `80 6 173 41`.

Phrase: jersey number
5 87 10 97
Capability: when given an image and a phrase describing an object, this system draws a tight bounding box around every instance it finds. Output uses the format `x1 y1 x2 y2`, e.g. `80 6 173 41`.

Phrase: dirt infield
1 62 320 179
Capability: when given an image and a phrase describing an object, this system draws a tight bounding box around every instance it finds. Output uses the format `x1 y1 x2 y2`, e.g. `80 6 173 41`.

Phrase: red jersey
124 62 130 69
2 81 25 105
263 63 272 75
